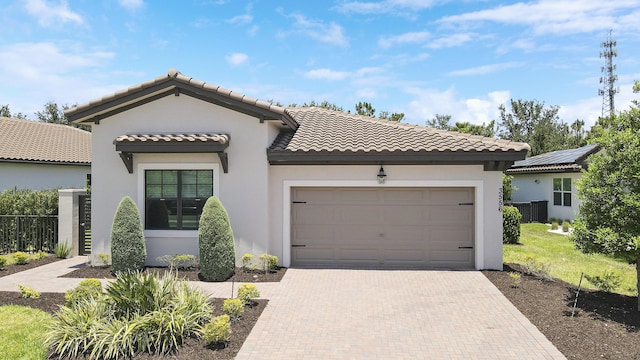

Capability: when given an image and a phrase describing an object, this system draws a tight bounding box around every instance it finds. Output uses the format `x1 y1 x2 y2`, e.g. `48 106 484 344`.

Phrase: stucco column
58 189 87 257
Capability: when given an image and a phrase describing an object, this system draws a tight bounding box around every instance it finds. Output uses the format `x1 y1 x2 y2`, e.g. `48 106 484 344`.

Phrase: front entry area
290 187 475 268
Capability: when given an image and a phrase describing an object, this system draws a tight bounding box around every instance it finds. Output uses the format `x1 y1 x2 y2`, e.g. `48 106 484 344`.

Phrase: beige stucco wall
269 165 505 270
90 95 276 266
511 172 581 222
0 162 89 192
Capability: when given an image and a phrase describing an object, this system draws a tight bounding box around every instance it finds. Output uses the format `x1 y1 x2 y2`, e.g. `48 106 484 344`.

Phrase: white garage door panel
291 187 475 268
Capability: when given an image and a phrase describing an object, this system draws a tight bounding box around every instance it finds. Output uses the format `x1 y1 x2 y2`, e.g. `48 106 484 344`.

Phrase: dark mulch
0 292 267 359
0 255 60 278
61 264 287 283
483 263 640 360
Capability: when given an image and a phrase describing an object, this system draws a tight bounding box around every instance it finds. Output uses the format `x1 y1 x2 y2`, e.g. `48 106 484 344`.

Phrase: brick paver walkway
0 258 565 359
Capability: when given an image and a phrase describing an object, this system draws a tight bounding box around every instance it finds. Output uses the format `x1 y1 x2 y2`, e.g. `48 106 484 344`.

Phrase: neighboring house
65 69 529 270
0 117 91 191
505 144 600 222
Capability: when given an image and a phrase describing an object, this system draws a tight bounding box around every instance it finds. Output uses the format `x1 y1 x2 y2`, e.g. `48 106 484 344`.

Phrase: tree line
3 97 591 155
0 102 90 131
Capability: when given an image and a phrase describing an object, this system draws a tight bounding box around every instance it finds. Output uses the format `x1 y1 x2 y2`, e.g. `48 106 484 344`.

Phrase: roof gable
505 144 600 174
0 117 91 165
65 69 297 129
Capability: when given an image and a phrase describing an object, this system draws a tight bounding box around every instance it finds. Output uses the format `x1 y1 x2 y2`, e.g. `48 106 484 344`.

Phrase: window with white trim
145 169 213 230
553 178 571 207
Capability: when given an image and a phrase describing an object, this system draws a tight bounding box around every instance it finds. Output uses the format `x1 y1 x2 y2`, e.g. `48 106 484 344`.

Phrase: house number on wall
498 187 503 211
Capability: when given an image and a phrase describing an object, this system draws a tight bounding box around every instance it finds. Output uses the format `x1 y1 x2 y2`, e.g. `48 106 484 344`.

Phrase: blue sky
2 0 640 129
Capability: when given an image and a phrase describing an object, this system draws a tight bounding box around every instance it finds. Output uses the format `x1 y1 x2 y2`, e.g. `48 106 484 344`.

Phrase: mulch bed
0 255 60 278
1 259 274 359
0 292 267 359
61 264 287 283
483 263 640 360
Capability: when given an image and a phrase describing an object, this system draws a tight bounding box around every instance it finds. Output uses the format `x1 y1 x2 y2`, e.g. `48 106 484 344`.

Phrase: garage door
291 187 475 268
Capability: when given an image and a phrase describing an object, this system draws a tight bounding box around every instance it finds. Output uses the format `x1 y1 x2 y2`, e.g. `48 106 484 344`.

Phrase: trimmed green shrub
502 206 522 244
259 253 278 273
18 284 40 299
203 315 231 345
13 252 29 265
241 253 254 270
0 255 6 270
65 279 103 307
46 272 213 359
237 283 260 306
198 197 235 282
110 196 146 273
157 254 199 270
33 250 49 260
551 221 559 230
562 221 571 232
222 298 244 321
0 188 59 215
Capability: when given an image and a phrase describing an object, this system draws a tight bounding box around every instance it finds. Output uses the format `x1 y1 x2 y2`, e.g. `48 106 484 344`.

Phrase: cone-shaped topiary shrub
198 196 235 281
111 196 146 273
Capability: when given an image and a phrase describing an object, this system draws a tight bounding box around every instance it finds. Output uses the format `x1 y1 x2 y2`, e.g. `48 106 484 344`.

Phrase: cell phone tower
599 30 619 118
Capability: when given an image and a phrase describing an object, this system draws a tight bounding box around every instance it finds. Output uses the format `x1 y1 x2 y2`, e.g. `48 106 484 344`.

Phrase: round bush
110 196 146 273
502 206 522 244
198 197 235 282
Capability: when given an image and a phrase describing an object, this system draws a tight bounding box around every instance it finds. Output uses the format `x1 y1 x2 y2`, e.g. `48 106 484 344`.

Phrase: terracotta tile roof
114 133 229 145
272 107 530 153
65 69 295 128
0 117 91 164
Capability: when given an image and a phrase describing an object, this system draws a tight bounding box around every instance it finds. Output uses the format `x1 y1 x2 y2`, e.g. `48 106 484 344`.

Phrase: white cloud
558 80 639 129
378 31 430 48
118 0 144 11
334 0 439 15
427 33 475 49
438 1 640 36
0 42 116 116
447 62 524 76
24 0 83 26
281 13 348 47
304 68 350 81
227 14 253 25
404 87 510 126
226 53 249 66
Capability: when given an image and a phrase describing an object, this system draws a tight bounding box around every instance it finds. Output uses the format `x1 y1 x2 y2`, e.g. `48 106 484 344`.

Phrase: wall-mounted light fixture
377 166 387 184
534 179 540 184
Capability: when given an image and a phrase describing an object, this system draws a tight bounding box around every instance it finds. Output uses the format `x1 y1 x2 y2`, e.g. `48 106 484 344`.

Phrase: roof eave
267 150 526 171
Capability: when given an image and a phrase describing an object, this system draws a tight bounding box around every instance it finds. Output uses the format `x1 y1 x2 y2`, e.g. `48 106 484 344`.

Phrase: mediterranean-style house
65 69 529 270
505 144 600 222
0 117 91 192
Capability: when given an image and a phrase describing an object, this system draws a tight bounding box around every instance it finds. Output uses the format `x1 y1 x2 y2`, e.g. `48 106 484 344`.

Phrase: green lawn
504 223 638 296
0 305 53 360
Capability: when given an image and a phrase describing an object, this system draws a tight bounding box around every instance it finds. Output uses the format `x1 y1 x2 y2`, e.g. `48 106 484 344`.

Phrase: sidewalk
0 256 281 298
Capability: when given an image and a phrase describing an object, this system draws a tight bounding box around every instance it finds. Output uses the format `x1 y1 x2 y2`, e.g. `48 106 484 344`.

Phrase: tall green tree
426 114 452 129
355 101 375 117
451 121 497 137
35 101 89 131
378 110 405 122
0 104 27 119
497 99 571 156
571 96 640 309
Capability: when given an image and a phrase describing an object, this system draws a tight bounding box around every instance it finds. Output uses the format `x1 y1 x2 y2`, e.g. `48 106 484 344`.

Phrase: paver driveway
237 268 565 360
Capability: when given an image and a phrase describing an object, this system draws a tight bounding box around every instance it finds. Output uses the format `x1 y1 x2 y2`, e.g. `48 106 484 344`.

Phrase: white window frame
138 163 220 238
